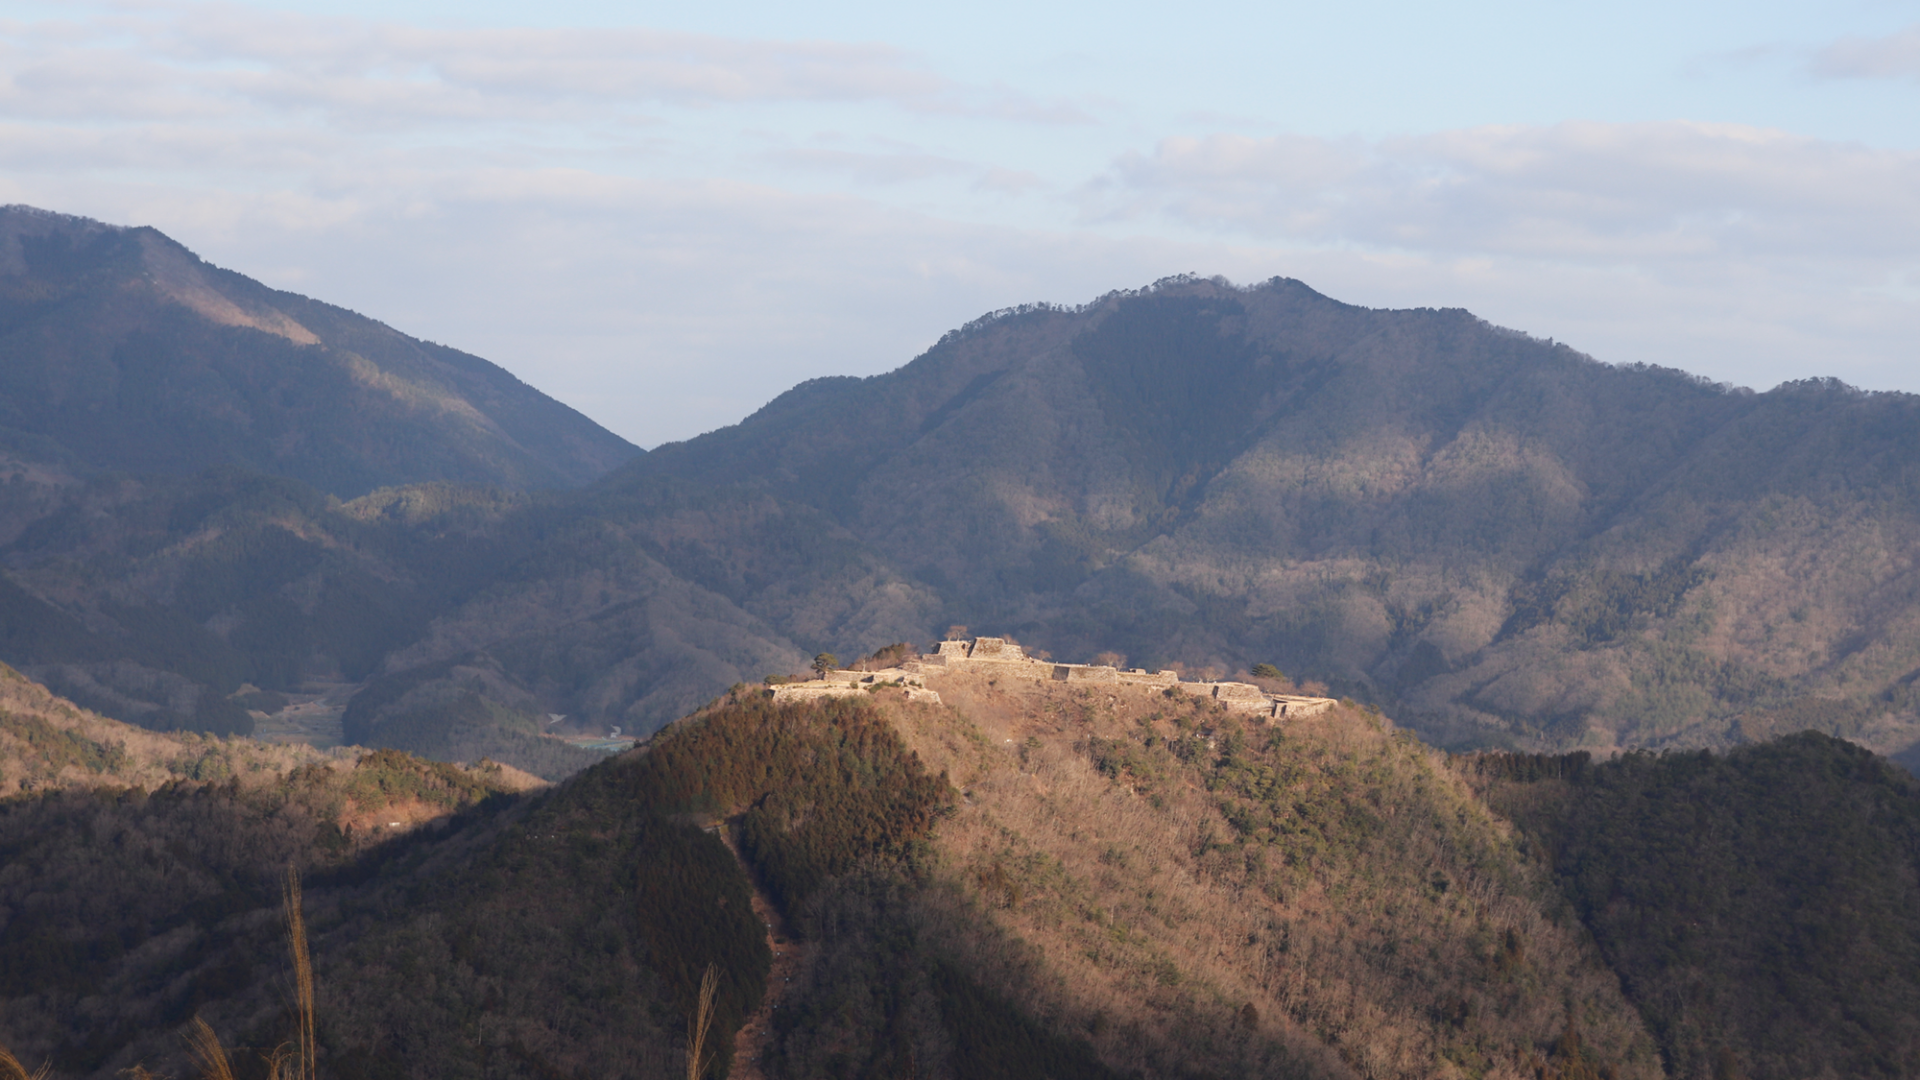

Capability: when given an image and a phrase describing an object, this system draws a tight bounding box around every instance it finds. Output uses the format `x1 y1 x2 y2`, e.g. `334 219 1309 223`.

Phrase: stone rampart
1209 681 1265 701
965 637 1030 663
1052 663 1119 684
794 640 1332 721
926 637 1052 680
768 684 865 704
1269 695 1334 718
769 667 931 704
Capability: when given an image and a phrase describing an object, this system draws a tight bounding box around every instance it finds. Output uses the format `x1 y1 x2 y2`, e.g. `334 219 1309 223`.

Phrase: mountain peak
0 206 638 497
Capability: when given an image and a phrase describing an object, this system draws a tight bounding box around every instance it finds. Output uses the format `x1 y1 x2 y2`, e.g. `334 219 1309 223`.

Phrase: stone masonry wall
774 640 1333 721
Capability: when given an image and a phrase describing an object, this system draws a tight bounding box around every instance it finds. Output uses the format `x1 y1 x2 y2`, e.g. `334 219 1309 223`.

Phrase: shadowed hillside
0 468 804 773
0 662 1655 1080
1476 734 1920 1080
11 659 1917 1079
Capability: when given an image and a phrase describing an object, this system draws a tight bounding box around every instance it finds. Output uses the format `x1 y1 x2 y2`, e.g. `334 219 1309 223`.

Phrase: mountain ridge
2 232 1918 769
0 205 639 497
592 277 1920 757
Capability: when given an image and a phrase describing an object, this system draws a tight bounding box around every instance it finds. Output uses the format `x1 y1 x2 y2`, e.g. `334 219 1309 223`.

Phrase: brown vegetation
7 656 1918 1080
857 670 1661 1080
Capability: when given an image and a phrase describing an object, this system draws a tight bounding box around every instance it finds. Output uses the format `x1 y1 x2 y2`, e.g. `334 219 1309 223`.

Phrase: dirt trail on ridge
719 829 807 1080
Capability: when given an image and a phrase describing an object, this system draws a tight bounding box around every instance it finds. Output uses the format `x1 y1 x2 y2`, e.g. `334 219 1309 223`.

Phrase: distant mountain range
1 208 1917 770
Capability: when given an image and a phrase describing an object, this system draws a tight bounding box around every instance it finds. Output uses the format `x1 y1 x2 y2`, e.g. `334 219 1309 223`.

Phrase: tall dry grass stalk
282 865 317 1080
186 1017 238 1080
685 963 719 1080
179 866 317 1080
0 1044 50 1080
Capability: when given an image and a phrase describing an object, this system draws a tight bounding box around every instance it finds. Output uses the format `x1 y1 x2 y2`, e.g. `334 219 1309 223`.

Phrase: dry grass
878 671 1662 1080
686 963 719 1080
185 1017 237 1080
283 867 317 1080
0 1045 50 1080
171 866 319 1080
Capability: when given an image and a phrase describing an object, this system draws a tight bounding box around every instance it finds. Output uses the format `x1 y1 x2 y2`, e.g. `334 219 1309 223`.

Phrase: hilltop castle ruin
768 637 1336 720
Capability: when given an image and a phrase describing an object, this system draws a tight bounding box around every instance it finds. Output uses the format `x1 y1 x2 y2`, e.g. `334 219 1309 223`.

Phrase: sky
1 0 1917 446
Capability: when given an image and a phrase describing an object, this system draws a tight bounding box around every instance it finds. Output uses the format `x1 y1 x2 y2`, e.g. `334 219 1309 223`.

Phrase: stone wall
921 638 1053 680
768 667 938 705
768 684 865 704
967 636 1024 661
1270 695 1334 718
789 640 1331 722
1052 663 1118 684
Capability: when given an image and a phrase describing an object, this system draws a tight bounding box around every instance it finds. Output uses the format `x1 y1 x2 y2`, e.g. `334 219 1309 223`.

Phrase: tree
1250 663 1282 680
812 653 839 678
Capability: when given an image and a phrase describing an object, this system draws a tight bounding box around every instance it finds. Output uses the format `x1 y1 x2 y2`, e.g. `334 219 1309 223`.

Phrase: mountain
0 206 639 497
6 661 1917 1080
580 276 1920 757
4 251 1919 770
0 468 802 773
1477 734 1920 1079
0 666 1639 1080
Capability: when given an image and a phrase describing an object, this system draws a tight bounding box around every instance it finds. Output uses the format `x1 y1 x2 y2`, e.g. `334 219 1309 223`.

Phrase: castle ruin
768 637 1335 719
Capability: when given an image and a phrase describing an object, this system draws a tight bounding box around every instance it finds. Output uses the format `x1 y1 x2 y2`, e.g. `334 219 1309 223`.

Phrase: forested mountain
2 232 1918 769
5 661 1916 1080
0 469 802 771
0 206 638 497
9 209 1920 1079
585 276 1920 758
1477 734 1920 1080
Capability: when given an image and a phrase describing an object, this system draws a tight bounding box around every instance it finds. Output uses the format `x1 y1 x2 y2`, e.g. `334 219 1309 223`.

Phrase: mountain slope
6 252 1918 762
0 467 804 772
1477 735 1920 1079
587 277 1920 756
0 666 1665 1080
0 206 638 497
10 656 1919 1079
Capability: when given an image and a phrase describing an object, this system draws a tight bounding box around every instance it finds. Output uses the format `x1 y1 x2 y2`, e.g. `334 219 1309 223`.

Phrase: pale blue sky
2 0 1916 443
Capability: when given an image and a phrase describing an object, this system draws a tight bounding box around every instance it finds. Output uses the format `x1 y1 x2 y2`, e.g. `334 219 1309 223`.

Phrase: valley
248 680 355 749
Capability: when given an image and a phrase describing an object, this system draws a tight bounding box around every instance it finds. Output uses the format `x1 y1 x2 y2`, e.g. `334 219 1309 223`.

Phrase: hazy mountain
0 206 638 497
0 468 803 770
592 276 1920 757
4 251 1919 767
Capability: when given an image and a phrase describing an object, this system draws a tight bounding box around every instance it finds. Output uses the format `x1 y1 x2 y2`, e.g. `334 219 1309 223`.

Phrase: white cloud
0 4 1089 132
1 5 1916 449
1102 122 1920 264
1088 120 1920 401
763 147 976 186
1810 23 1920 82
